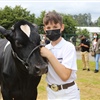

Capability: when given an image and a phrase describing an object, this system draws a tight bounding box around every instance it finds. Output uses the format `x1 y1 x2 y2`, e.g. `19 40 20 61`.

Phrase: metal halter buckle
51 84 59 91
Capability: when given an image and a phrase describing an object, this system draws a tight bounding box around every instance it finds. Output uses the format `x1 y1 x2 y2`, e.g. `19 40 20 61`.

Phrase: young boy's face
43 21 64 41
44 21 64 32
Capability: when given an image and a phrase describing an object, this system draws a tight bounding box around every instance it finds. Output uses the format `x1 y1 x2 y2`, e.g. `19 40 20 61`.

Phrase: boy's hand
40 47 53 59
81 43 84 46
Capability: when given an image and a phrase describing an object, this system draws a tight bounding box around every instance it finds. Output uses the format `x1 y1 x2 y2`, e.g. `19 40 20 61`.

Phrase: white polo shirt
45 38 77 85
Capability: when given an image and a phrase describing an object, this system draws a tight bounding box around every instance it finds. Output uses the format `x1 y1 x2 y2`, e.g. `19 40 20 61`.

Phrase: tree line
0 5 99 39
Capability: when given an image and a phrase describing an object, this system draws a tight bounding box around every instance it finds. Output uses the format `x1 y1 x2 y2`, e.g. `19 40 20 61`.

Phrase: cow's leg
1 89 12 100
13 96 22 100
0 75 13 100
32 89 37 100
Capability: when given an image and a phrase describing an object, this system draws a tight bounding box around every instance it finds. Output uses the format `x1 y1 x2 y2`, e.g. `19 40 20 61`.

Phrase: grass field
0 60 100 100
37 60 100 100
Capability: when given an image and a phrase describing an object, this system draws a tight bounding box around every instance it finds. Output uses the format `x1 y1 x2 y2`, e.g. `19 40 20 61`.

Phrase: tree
62 14 77 34
0 5 35 29
61 14 77 40
35 11 77 36
96 17 100 27
76 28 90 38
35 11 46 34
73 13 92 26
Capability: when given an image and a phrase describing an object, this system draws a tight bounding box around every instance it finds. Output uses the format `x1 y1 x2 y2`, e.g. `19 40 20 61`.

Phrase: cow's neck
12 50 29 69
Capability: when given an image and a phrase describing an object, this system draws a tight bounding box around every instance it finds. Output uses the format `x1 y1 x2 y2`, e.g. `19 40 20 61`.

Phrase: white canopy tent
76 27 100 40
77 27 100 33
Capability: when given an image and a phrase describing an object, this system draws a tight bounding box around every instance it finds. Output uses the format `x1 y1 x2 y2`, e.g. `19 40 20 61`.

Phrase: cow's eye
15 40 23 48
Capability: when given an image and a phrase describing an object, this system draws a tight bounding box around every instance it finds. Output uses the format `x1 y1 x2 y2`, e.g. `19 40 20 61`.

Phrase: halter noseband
12 44 44 69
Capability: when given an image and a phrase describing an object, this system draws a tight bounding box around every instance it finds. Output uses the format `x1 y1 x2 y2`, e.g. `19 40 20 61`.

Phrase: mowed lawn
37 60 100 100
0 60 100 100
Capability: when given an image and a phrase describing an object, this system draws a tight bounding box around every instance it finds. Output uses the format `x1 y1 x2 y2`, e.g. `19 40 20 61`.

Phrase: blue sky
0 0 100 22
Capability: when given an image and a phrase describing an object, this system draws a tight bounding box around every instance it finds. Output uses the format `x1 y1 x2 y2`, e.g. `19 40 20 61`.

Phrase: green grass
0 60 99 100
37 60 100 100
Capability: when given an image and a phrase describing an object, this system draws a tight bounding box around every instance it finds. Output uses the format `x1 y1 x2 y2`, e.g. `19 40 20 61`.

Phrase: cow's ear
0 26 13 40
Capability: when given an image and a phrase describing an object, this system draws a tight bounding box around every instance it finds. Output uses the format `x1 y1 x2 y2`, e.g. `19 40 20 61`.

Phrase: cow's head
0 20 48 76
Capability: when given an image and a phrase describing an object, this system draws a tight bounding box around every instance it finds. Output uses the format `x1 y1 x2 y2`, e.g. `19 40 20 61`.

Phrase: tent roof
76 27 100 33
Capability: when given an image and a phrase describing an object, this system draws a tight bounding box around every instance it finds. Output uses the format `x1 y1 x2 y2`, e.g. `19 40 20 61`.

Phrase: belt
48 81 75 91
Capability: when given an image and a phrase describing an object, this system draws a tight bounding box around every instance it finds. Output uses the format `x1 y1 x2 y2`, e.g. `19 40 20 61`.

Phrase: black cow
0 20 48 100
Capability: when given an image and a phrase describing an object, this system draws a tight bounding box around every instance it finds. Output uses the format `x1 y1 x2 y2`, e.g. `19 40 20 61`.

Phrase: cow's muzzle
29 64 48 76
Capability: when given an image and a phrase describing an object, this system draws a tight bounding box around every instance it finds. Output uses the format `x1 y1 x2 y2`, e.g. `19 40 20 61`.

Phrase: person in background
41 34 50 45
92 33 98 51
92 33 100 73
70 36 76 46
41 38 45 45
43 34 50 44
40 11 80 100
79 35 90 71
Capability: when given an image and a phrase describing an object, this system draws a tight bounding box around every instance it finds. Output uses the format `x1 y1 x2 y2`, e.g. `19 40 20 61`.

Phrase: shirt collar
47 38 65 49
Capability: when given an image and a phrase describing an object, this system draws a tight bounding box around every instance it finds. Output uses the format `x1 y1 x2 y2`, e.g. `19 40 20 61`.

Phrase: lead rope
12 44 45 69
12 50 29 69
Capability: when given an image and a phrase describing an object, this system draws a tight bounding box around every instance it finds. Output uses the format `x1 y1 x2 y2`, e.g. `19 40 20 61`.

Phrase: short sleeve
62 44 77 70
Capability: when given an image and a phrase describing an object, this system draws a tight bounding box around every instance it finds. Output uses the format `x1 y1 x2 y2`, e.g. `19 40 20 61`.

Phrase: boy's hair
43 11 63 25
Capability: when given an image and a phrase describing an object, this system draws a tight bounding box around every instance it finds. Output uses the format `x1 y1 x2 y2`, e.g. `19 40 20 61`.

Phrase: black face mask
46 29 61 41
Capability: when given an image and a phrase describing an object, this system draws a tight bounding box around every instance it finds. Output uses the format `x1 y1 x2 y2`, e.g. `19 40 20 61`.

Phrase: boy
40 11 80 100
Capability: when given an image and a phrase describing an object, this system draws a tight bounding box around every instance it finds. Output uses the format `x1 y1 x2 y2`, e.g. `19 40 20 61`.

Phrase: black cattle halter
12 44 45 69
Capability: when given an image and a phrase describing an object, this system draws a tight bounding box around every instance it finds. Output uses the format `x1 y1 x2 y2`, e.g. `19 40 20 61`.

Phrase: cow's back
0 38 8 60
0 38 8 84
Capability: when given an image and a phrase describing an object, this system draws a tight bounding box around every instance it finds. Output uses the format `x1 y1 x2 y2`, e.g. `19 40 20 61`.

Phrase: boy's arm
40 47 72 81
